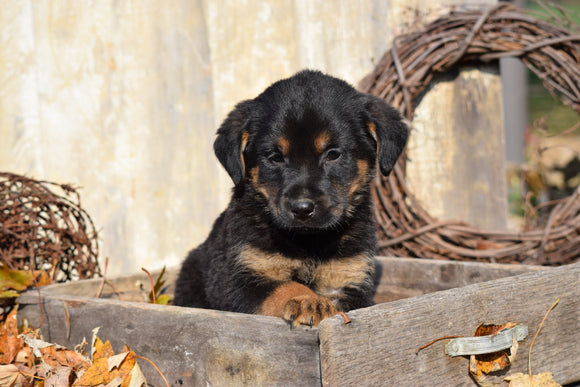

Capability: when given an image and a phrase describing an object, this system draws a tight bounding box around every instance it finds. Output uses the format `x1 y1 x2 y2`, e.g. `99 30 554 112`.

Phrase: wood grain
319 262 579 386
18 294 320 386
407 68 508 230
374 256 544 303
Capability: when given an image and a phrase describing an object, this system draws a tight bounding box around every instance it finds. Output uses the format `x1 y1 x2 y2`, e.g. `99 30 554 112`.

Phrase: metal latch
445 324 529 357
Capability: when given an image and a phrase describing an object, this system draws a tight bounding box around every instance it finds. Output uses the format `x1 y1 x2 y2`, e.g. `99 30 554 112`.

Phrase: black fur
174 70 408 320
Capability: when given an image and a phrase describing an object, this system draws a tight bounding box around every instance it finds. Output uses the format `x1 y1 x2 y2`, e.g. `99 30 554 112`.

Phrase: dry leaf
504 371 561 386
473 322 518 373
93 336 115 361
45 366 74 387
73 343 145 387
469 322 520 386
14 347 34 366
34 270 52 287
0 266 33 292
73 356 111 386
0 308 24 364
127 361 147 387
0 364 26 387
20 334 58 359
105 377 123 387
0 266 52 293
1 308 152 386
108 352 129 371
39 343 91 370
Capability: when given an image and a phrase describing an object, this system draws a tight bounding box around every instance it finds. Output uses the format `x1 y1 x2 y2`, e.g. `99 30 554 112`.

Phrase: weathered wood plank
18 295 320 386
374 256 544 303
319 262 579 386
33 268 180 303
35 257 542 304
407 67 508 230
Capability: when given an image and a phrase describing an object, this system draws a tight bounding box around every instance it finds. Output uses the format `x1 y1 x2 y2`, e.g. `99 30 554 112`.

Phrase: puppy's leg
259 282 337 327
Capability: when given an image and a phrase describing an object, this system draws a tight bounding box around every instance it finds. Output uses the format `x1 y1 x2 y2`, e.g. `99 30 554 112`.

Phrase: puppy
174 70 408 327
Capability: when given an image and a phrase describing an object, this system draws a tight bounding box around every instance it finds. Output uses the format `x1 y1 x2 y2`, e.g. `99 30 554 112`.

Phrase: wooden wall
0 0 499 275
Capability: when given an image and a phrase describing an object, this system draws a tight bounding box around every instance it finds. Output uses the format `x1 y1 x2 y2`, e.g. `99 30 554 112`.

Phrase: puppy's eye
268 152 285 164
324 149 342 162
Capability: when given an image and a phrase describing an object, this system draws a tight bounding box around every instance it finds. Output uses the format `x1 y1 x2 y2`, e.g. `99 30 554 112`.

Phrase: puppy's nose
290 199 315 220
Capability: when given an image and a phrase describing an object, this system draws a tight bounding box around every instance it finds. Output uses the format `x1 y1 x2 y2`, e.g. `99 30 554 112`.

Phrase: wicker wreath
360 3 580 265
0 172 100 281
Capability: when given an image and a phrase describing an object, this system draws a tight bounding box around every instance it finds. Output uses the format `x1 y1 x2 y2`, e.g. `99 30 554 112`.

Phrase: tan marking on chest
238 246 308 283
238 247 373 296
314 254 374 298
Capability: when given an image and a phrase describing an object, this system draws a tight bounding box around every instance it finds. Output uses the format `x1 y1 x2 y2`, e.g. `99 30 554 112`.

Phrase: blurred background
1 0 578 276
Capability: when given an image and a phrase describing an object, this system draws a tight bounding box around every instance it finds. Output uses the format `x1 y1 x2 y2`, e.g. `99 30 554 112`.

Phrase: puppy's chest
237 246 373 299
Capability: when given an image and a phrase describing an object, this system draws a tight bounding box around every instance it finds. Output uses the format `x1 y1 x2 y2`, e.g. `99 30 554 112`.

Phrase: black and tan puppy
174 70 408 327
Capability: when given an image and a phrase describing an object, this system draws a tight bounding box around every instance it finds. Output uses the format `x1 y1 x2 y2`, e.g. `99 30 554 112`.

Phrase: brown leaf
39 344 91 370
74 340 144 387
93 336 115 361
45 366 75 387
504 371 562 386
472 322 518 374
34 270 52 287
118 349 138 387
73 357 111 386
0 308 24 364
474 322 517 337
469 322 522 386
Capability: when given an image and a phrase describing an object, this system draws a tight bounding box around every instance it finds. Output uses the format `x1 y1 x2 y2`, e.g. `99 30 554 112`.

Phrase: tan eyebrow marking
277 136 290 156
314 131 331 154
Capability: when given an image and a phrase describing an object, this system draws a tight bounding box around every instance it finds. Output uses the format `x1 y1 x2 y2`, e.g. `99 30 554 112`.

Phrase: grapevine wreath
360 3 580 265
0 172 100 281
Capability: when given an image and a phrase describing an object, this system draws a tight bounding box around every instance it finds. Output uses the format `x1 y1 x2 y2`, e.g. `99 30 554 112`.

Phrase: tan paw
282 294 337 328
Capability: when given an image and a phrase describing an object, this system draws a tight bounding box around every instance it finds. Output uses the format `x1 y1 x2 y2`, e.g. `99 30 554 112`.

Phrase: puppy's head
214 70 408 231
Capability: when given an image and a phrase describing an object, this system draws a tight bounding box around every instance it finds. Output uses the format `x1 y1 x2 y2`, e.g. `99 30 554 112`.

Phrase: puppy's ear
213 100 255 186
362 94 409 176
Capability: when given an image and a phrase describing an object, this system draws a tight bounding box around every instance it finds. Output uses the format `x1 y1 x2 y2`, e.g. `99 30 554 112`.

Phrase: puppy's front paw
282 294 337 328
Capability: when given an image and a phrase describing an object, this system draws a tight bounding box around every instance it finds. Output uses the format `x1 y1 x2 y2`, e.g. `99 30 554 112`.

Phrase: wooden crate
17 257 579 386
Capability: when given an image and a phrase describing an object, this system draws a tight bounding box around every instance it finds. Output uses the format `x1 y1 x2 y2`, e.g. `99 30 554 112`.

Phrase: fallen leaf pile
0 308 147 386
